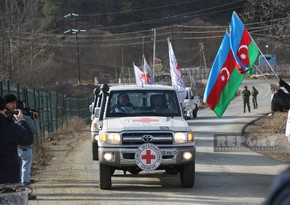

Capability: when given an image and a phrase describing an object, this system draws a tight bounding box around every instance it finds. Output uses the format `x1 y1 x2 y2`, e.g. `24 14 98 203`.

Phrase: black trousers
0 166 20 184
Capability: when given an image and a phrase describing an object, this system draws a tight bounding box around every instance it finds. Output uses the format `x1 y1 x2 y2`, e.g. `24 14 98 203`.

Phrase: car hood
103 116 189 132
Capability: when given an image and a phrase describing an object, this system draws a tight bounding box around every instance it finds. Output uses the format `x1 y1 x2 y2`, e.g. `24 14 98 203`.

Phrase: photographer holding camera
4 94 37 187
0 96 33 184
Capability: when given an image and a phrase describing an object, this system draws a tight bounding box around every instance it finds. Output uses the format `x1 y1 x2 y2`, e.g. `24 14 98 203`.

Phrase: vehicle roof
109 84 176 91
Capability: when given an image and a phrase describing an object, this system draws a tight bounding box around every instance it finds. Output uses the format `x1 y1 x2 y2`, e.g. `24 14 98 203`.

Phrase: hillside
15 17 231 97
2 1 290 98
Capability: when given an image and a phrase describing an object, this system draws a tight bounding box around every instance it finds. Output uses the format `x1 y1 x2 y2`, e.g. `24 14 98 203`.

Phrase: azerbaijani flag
203 33 244 118
230 11 258 74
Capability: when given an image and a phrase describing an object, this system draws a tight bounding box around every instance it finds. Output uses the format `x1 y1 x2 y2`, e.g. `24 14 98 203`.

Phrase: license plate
162 150 177 155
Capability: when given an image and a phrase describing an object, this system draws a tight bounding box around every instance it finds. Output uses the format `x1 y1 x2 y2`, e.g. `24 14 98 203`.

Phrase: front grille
122 132 173 145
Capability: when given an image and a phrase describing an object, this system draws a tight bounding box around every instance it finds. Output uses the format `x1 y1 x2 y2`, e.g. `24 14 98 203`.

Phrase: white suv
182 87 200 119
89 84 196 190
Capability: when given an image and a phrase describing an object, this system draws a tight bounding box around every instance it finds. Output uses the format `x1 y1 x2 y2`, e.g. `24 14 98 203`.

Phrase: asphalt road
30 79 289 205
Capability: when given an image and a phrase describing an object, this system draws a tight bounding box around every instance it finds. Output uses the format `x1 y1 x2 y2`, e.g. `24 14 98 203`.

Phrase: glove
279 78 288 88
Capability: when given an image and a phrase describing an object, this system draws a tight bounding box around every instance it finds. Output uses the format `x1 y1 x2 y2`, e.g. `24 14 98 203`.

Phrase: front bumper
99 145 196 167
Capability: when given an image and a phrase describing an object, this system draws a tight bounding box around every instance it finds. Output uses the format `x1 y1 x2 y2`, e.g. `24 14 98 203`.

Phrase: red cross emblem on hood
132 118 160 123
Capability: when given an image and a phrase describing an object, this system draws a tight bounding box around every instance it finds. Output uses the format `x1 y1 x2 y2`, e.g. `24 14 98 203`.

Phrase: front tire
180 163 195 188
99 163 112 190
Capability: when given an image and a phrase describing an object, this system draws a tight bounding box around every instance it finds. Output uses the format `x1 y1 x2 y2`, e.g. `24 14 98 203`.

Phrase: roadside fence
0 80 94 145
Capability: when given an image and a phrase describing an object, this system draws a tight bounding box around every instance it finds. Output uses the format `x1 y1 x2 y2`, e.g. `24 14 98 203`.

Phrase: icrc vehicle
182 87 200 119
89 84 196 190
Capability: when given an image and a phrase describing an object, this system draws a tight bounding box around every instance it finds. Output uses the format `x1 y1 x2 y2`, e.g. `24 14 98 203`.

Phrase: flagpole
252 40 280 81
142 54 145 72
253 64 272 85
233 11 280 81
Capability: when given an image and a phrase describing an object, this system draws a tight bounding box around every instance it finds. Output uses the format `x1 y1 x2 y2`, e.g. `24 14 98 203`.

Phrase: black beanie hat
0 96 6 110
4 94 17 104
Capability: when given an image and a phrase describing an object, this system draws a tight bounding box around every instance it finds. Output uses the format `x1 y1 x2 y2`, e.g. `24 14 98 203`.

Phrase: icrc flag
203 33 245 118
230 11 258 74
133 63 144 86
143 55 155 84
167 38 186 102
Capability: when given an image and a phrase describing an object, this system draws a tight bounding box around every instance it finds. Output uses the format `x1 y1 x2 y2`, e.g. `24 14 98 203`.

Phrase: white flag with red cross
133 63 144 86
143 55 155 84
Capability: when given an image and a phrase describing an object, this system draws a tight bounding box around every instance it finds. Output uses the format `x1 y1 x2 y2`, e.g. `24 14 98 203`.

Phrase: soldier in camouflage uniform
242 86 251 113
252 86 259 109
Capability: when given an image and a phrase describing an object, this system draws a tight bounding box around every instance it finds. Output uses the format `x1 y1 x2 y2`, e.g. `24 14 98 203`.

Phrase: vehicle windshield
106 90 181 117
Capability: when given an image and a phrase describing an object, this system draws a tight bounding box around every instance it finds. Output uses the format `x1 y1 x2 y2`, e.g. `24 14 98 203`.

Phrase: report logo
213 133 285 152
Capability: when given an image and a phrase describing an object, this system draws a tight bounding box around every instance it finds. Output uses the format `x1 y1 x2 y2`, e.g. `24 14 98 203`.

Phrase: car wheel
92 142 98 160
99 163 112 190
180 163 195 188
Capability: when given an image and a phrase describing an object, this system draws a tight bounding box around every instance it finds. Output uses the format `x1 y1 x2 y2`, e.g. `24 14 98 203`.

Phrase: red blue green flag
230 12 258 74
203 33 244 118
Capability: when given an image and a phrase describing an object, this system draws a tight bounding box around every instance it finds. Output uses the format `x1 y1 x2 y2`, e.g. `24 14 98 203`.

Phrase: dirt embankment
244 111 290 162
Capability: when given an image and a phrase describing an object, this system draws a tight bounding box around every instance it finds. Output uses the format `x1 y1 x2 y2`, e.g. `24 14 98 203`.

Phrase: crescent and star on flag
238 44 249 64
219 67 230 82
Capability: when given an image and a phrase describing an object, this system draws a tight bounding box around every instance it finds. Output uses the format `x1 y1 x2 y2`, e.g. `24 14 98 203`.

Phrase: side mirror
89 104 94 113
91 107 100 121
94 107 100 118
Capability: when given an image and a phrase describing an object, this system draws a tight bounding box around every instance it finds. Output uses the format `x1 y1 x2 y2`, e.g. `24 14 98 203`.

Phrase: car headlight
183 103 192 109
174 132 194 144
100 133 121 144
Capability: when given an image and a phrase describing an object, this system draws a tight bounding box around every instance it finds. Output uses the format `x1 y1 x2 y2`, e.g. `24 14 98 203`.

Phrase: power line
85 2 244 30
80 0 201 17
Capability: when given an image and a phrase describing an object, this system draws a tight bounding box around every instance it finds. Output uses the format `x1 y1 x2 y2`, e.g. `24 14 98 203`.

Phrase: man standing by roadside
252 86 259 109
242 86 251 113
0 96 33 183
4 94 36 186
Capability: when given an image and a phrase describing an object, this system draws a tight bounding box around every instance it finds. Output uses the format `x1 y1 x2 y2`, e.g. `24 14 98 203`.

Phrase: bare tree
0 0 40 82
243 0 290 49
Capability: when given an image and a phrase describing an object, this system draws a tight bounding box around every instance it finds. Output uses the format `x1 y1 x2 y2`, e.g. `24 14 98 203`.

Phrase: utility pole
64 13 86 84
199 42 207 79
114 59 117 83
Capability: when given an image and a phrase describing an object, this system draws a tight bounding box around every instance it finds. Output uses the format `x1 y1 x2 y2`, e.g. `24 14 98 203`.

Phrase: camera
22 108 41 119
5 110 19 116
5 110 19 120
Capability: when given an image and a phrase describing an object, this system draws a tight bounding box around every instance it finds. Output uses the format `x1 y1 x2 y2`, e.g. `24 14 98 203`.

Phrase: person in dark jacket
16 100 37 186
263 166 290 205
0 96 33 184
